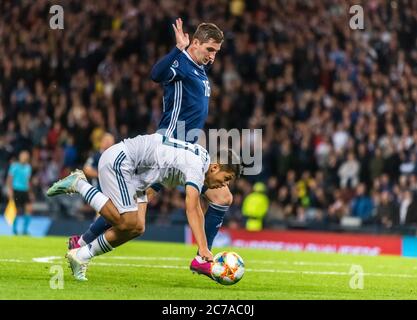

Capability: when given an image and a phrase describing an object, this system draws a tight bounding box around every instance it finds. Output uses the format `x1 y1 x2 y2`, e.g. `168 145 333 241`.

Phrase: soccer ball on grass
211 251 245 285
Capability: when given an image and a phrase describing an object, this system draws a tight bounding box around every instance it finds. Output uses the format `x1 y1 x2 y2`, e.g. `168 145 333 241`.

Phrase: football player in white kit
47 133 242 281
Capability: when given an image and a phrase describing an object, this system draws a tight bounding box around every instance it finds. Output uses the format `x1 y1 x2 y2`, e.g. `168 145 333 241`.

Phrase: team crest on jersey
172 60 179 68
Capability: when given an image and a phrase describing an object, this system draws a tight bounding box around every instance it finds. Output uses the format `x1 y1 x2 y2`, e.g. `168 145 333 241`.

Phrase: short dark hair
215 148 243 178
192 23 224 44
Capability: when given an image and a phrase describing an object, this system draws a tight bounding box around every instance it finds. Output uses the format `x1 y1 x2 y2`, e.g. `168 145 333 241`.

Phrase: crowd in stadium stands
2 0 417 233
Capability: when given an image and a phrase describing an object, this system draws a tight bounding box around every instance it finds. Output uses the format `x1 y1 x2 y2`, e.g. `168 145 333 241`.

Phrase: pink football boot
190 256 213 279
68 235 81 249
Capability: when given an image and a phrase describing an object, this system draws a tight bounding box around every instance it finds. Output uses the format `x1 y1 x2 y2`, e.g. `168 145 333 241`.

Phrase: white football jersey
122 133 210 193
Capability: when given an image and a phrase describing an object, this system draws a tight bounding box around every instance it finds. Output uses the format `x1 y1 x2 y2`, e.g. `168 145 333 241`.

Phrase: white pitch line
98 256 352 267
252 268 417 278
293 261 351 267
0 259 26 263
101 256 187 261
18 256 417 279
25 255 385 268
32 256 63 263
92 261 188 270
99 257 414 270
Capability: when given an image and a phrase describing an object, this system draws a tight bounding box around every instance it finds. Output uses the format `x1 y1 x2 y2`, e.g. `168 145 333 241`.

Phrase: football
211 251 245 285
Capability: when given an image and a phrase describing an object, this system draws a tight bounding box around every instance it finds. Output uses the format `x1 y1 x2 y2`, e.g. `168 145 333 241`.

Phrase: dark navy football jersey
153 49 211 143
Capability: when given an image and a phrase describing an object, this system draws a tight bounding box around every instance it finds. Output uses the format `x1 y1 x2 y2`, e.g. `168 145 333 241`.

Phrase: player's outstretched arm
150 18 189 83
185 184 213 261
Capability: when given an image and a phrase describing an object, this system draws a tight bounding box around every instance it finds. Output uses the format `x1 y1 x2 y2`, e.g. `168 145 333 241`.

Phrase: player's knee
116 223 132 233
118 222 145 237
205 186 233 207
132 223 145 237
210 189 233 207
111 215 123 226
223 191 233 207
116 218 137 233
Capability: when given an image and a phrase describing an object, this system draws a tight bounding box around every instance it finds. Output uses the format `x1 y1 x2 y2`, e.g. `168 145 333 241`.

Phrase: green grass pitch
0 235 416 300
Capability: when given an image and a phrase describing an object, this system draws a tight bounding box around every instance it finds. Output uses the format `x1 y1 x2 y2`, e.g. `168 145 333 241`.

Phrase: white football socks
76 179 109 213
77 236 87 247
76 234 113 262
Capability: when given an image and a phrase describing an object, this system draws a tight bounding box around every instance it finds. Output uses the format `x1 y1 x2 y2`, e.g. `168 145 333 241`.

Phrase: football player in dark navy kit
150 19 234 276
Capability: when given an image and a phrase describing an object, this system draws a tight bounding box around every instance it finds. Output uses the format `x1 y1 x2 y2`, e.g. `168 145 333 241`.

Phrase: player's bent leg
97 199 125 226
204 185 234 208
68 177 156 249
67 144 138 249
54 144 140 281
68 216 112 249
80 199 147 250
70 197 148 249
67 210 140 281
134 202 147 237
84 215 112 239
202 185 233 249
61 186 135 281
82 200 147 253
67 230 116 282
104 210 141 246
47 170 112 249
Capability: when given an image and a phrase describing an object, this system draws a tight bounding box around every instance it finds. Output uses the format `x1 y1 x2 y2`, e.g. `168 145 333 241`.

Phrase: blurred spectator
350 183 374 224
242 182 269 231
63 134 78 169
369 148 385 183
338 152 360 189
399 190 417 226
375 191 399 229
327 189 349 224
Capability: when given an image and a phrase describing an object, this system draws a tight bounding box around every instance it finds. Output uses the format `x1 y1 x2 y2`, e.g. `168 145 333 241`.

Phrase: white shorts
98 142 144 214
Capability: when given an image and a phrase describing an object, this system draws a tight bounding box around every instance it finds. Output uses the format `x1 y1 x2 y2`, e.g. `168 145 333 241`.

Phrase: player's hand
198 247 213 262
172 18 189 51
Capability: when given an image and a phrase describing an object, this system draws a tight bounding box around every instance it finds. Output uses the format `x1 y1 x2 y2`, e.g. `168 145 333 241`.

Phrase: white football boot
66 248 89 281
